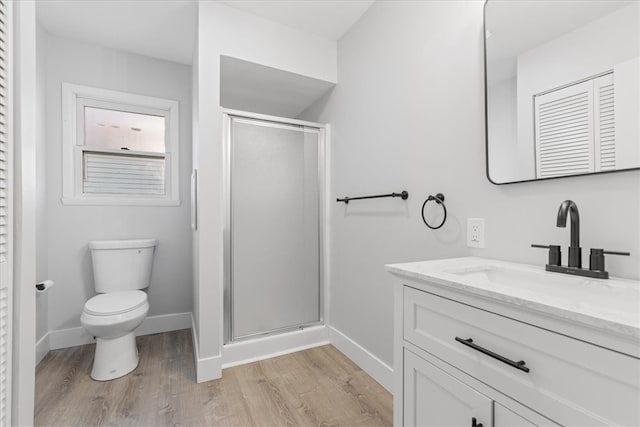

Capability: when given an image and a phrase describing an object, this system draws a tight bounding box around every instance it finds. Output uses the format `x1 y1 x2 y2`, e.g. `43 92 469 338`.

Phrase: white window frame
61 83 180 206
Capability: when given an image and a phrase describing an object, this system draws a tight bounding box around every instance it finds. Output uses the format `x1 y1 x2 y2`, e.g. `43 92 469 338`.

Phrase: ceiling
219 0 374 41
36 0 374 66
37 0 198 65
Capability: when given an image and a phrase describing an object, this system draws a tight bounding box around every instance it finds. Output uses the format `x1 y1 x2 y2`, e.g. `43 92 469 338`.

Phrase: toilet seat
84 291 147 316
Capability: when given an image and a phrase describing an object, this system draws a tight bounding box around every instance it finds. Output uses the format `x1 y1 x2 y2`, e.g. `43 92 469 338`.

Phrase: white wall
42 32 194 333
192 1 337 381
487 77 520 183
35 23 47 344
614 57 640 168
516 2 640 174
299 0 640 369
220 56 335 118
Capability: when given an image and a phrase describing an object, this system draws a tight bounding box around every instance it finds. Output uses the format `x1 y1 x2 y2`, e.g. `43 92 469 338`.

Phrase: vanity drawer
403 285 640 426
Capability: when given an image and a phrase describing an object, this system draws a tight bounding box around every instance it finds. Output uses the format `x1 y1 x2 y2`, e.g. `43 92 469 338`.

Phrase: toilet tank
89 239 157 293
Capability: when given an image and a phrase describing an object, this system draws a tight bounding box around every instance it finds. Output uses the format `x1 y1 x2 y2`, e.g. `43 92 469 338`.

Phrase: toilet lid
84 291 147 316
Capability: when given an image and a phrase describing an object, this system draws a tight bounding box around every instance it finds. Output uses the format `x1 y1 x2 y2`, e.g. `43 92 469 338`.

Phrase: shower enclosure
223 111 325 343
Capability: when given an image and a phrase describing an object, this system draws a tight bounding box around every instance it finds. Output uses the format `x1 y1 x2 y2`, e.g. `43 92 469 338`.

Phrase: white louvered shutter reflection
0 1 11 425
595 74 615 171
83 152 166 196
534 80 595 179
534 73 617 179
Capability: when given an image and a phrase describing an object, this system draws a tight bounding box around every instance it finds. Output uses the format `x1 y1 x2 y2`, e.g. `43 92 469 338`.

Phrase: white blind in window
534 80 594 179
83 152 165 196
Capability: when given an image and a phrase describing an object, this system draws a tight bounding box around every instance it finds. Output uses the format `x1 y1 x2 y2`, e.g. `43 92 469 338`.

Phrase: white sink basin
444 265 573 289
442 265 639 316
385 257 640 341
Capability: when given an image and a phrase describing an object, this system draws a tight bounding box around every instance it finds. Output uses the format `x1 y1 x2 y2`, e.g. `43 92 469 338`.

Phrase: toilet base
91 332 139 381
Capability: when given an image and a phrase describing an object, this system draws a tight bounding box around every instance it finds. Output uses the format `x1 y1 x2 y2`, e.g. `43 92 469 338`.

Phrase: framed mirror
484 1 640 184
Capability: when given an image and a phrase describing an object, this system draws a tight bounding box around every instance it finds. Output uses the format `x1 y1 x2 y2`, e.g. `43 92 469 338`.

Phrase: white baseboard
191 314 222 383
222 325 329 369
35 333 50 365
48 311 192 350
136 312 192 336
328 326 393 392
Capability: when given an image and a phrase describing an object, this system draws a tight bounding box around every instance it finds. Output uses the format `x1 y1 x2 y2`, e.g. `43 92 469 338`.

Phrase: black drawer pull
455 337 530 373
471 417 483 427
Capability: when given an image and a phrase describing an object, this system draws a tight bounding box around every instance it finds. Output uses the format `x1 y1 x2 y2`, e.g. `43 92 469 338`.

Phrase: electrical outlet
467 218 485 248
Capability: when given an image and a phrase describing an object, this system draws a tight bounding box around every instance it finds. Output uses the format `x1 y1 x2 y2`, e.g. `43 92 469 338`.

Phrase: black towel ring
421 193 447 230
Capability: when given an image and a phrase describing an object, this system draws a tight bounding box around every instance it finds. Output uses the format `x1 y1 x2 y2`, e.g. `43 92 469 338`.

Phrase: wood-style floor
35 329 392 426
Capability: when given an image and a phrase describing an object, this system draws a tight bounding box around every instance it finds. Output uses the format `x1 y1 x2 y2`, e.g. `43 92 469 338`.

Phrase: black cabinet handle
471 417 483 427
455 337 530 373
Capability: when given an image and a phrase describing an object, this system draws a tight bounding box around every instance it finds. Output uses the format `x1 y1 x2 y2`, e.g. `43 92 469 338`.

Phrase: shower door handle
191 169 198 230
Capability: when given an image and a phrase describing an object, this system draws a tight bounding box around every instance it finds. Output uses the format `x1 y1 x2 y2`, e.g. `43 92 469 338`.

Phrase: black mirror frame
483 0 640 185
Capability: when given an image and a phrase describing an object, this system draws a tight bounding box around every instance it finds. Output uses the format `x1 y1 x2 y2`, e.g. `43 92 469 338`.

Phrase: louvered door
534 80 595 179
0 1 11 426
594 74 615 171
534 73 616 179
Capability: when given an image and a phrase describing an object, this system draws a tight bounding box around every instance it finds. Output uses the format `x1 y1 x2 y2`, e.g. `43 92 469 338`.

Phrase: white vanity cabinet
388 258 640 427
494 403 538 427
404 348 541 426
404 349 493 427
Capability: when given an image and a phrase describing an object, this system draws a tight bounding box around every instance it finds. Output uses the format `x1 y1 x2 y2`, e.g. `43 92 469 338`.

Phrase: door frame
12 0 37 424
221 108 329 344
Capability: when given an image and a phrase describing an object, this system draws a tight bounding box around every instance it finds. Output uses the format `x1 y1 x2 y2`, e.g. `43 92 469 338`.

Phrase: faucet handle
531 244 561 266
602 250 631 256
589 249 630 272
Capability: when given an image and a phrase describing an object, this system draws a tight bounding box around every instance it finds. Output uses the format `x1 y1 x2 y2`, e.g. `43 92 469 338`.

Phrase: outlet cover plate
467 218 485 248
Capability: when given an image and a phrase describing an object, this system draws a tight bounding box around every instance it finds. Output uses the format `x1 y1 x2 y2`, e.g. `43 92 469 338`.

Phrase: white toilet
80 238 156 381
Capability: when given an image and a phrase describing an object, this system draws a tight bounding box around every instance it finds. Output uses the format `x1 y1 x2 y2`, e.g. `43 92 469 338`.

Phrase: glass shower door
229 116 320 341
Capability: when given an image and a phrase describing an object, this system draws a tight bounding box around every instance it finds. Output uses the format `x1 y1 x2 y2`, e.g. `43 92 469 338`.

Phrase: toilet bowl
81 291 149 380
81 239 156 381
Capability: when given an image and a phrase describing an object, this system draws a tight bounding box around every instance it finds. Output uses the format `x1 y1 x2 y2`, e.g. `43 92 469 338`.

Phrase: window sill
61 197 181 207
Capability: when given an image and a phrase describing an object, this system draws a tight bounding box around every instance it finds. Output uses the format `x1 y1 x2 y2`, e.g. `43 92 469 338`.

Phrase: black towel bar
337 191 408 204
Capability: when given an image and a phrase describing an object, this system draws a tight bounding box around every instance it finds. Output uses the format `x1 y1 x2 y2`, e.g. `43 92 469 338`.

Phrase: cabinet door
494 403 537 426
404 350 492 427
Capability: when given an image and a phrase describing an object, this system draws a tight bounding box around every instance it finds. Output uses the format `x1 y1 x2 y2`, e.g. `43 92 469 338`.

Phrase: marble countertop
385 257 640 341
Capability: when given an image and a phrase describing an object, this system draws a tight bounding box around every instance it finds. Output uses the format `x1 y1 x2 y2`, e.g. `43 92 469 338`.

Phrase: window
62 83 180 205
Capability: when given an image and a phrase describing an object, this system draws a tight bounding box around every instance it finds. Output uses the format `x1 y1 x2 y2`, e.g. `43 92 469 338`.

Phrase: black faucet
556 200 581 268
532 200 630 279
